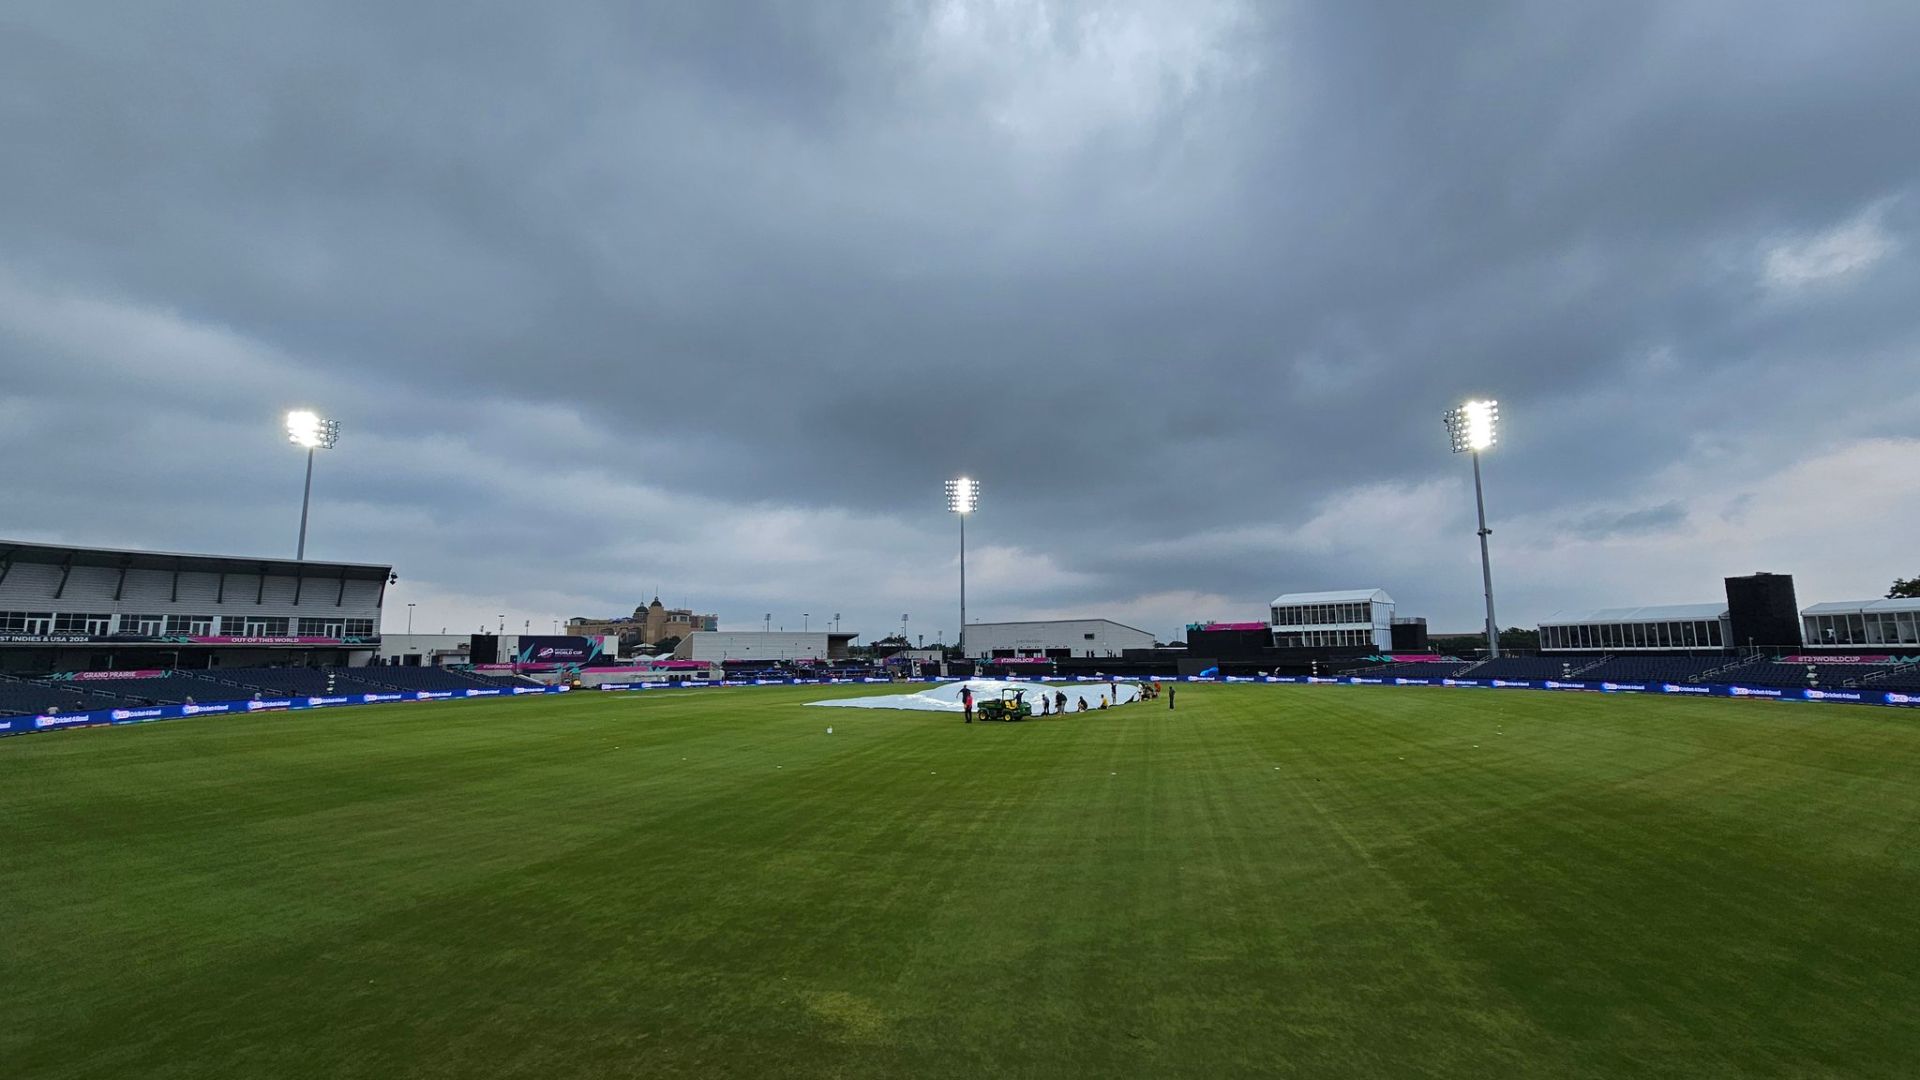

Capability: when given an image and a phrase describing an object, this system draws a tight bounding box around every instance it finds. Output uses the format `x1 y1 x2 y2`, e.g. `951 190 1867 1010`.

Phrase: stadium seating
358 667 536 692
1568 655 1739 683
208 667 356 697
1463 655 1598 680
1716 660 1910 690
86 672 250 705
1860 666 1920 693
0 665 556 717
0 678 134 717
1343 661 1478 679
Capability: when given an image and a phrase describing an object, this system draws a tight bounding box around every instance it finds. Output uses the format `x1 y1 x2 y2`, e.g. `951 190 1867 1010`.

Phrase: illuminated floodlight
944 476 979 658
1442 398 1503 656
945 476 979 514
287 409 340 559
286 409 340 450
1444 400 1498 454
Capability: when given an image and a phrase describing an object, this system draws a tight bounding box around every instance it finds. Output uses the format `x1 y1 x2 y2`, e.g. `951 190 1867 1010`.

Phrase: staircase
1568 654 1614 677
1849 659 1920 689
1695 654 1765 682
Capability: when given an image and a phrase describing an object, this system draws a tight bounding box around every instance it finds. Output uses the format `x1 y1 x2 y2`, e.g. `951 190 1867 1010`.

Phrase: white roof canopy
1271 588 1393 607
1801 598 1920 615
1538 603 1728 626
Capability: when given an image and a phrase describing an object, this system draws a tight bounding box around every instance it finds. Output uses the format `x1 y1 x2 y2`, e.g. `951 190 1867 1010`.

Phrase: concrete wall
677 631 834 661
963 619 1155 659
374 633 473 666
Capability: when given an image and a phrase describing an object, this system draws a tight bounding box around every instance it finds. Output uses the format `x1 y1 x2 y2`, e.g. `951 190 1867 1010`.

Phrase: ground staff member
961 685 973 723
1168 684 1176 711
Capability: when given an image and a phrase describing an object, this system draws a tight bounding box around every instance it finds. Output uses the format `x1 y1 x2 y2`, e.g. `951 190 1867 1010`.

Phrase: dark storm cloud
3 0 1919 640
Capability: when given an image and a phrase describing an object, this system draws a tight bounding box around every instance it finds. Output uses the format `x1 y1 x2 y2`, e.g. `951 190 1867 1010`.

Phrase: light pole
406 603 415 635
803 612 810 632
285 410 339 560
765 613 772 634
945 477 979 657
1444 400 1501 658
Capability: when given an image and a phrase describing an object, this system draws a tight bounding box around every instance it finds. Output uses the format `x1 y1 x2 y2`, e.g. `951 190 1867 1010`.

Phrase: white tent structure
1537 603 1730 651
810 679 1140 713
1268 589 1395 649
1801 598 1920 647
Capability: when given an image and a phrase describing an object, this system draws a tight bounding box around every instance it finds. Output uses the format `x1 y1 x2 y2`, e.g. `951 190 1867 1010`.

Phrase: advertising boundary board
0 685 572 738
5 674 1917 741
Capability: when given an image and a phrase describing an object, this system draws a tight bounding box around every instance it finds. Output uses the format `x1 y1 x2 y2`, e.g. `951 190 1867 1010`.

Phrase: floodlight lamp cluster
1444 400 1498 454
286 410 340 450
945 476 979 514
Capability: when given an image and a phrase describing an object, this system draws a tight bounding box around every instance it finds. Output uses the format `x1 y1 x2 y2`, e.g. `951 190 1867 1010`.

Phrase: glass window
53 613 112 635
0 611 54 634
165 615 214 635
120 614 164 636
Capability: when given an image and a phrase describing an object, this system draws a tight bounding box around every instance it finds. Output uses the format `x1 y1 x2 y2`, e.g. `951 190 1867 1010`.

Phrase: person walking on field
1168 684 1176 711
961 685 973 724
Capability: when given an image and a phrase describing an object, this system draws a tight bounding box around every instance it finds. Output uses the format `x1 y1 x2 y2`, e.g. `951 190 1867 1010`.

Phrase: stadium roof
0 539 392 581
1271 588 1393 606
962 618 1154 636
1801 598 1920 615
1538 603 1728 626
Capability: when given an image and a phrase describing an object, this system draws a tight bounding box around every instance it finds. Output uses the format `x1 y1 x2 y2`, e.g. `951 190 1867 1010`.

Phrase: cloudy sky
3 1 1918 644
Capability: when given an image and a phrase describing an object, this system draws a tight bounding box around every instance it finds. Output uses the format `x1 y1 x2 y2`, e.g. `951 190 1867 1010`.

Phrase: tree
1889 577 1920 599
1498 627 1540 651
653 634 682 654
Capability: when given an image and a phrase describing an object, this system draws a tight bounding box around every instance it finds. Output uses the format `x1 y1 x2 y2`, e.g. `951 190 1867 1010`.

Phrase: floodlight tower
1444 400 1501 657
286 410 340 560
944 477 979 658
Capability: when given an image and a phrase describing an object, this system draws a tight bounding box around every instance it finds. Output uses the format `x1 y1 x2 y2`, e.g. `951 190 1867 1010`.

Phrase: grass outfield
4 686 1919 1079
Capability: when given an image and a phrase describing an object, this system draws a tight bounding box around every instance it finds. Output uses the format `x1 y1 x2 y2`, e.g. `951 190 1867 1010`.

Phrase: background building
375 633 473 667
1538 604 1731 651
568 597 717 649
1800 598 1920 647
0 538 390 674
962 619 1155 660
675 631 858 662
1269 589 1395 650
1538 573 1806 652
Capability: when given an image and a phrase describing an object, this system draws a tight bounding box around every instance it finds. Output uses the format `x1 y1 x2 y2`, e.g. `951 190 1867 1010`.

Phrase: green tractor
975 687 1034 722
